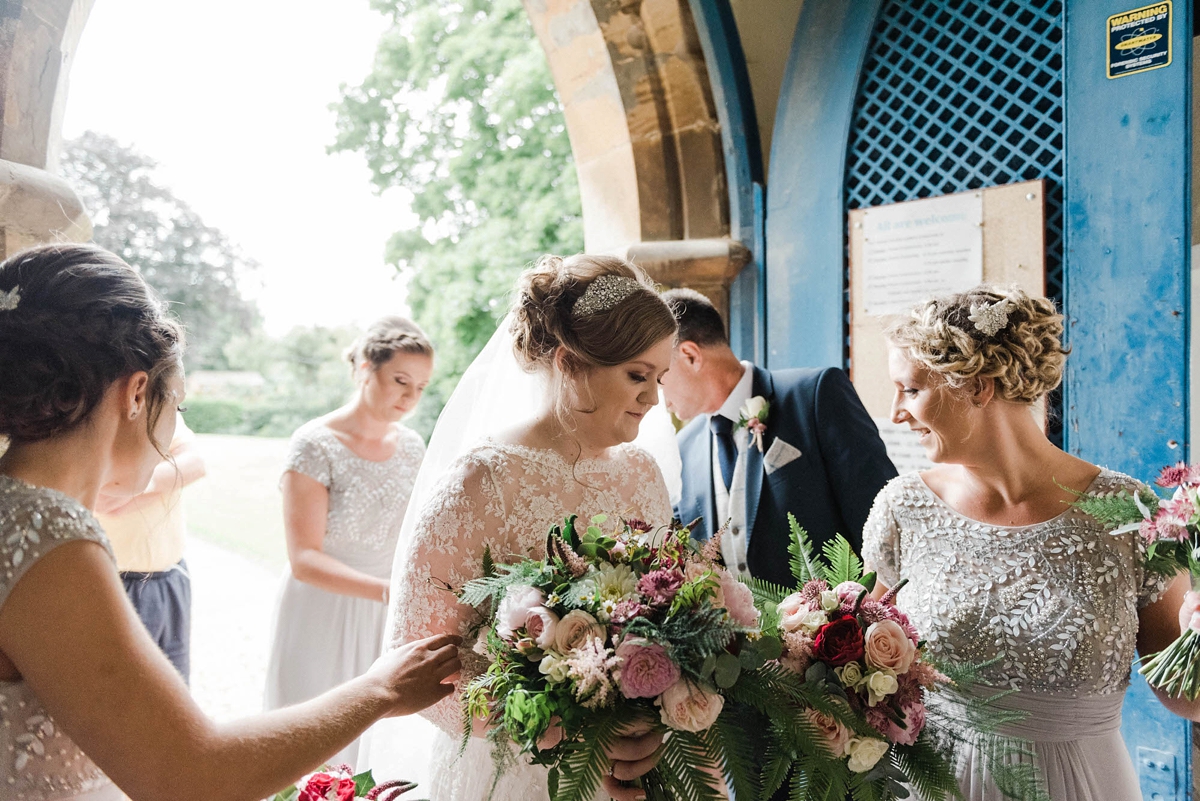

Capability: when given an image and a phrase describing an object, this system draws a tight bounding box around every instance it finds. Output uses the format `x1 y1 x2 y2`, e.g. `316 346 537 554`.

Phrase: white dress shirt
710 361 755 577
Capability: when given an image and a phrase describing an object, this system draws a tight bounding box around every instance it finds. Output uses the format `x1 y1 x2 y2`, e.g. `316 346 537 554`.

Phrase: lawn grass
183 434 290 570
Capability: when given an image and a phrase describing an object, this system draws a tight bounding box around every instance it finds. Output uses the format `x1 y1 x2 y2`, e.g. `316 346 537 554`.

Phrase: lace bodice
862 470 1171 695
388 440 673 734
0 476 118 800
284 422 425 577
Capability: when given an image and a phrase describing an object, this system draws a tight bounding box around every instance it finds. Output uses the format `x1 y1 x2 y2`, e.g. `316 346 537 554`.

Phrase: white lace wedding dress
385 439 672 801
863 469 1171 801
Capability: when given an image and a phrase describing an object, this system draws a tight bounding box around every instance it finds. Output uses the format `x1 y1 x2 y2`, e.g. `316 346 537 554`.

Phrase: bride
381 254 680 801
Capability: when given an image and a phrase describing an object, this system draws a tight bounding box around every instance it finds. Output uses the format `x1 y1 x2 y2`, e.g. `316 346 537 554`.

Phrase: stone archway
0 0 92 254
524 0 748 314
0 0 746 306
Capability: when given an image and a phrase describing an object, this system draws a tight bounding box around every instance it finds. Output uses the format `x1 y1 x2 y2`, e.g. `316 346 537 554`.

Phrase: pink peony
716 569 760 627
638 569 685 606
616 637 680 699
777 592 818 632
804 706 853 757
525 606 559 650
833 581 869 612
864 620 917 674
496 586 545 640
657 678 724 732
877 702 926 746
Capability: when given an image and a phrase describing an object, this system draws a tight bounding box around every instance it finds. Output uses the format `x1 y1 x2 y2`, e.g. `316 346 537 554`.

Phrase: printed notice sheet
862 193 983 317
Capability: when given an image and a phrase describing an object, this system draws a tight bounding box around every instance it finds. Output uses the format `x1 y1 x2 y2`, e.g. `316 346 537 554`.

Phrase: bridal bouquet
270 766 416 801
1071 463 1199 698
745 517 964 800
457 514 777 801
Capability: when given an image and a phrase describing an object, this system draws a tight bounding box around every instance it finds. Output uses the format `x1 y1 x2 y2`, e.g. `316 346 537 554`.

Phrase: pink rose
716 569 760 628
525 606 559 650
657 678 724 732
863 620 917 674
496 585 545 640
298 769 355 801
777 592 817 632
616 637 680 698
554 609 605 653
804 706 853 757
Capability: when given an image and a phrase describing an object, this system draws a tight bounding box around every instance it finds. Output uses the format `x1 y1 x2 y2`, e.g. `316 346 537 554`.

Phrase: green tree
59 131 261 371
331 0 583 435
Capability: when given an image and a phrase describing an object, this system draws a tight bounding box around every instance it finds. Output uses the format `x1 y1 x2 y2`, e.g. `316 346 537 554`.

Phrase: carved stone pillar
626 237 749 322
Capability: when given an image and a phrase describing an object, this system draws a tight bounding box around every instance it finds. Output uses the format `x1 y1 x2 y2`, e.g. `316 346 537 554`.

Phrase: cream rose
834 662 865 688
865 670 899 706
656 678 724 733
803 707 852 758
819 590 840 612
743 396 768 420
538 652 570 683
555 609 605 653
845 737 890 773
864 620 917 674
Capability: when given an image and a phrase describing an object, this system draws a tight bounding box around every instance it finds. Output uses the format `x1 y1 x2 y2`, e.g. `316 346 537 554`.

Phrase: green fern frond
1069 487 1158 530
653 730 724 801
787 515 820 586
711 706 763 801
553 710 625 801
820 536 863 585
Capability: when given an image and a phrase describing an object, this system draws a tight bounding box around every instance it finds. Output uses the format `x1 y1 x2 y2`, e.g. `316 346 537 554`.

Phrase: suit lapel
701 416 718 538
743 366 775 548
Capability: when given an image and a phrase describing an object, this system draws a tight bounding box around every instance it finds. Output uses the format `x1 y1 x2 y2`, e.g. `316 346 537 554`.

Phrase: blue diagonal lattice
844 0 1064 442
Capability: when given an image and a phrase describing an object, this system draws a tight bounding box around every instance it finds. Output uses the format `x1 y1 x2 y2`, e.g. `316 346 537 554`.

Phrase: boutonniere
736 395 769 452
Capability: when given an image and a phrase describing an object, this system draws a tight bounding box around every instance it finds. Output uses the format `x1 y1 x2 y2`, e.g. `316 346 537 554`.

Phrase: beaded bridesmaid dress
862 469 1170 801
0 476 124 800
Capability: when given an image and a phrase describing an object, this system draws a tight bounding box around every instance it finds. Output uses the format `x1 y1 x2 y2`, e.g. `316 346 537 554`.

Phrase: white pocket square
764 438 801 474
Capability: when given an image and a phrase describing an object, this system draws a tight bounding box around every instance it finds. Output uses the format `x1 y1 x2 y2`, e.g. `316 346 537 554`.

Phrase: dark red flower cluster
812 615 864 666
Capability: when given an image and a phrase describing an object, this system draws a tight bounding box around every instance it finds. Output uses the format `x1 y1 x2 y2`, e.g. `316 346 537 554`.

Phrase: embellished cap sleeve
862 476 905 589
284 423 334 487
0 478 113 612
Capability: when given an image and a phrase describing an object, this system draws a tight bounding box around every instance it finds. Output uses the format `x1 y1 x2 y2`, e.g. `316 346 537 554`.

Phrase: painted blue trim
1064 0 1192 794
764 0 883 369
686 0 764 363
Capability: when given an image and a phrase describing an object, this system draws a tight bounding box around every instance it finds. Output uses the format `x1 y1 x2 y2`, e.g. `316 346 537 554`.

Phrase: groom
660 289 897 589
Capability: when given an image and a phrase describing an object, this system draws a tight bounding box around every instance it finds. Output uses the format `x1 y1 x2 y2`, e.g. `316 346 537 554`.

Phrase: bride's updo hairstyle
0 243 183 448
886 285 1067 404
511 254 676 378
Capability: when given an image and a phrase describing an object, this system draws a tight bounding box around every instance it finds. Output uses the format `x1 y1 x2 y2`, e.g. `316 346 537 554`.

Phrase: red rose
812 615 865 666
299 772 356 801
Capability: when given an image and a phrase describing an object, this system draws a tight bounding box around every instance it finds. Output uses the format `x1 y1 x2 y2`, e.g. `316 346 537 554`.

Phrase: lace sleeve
385 451 508 735
284 426 332 487
861 481 902 589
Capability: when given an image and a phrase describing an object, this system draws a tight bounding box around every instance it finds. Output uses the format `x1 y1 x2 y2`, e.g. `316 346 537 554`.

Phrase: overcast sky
62 0 419 335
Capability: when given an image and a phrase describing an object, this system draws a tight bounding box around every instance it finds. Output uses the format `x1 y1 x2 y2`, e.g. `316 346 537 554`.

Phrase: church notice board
847 180 1047 473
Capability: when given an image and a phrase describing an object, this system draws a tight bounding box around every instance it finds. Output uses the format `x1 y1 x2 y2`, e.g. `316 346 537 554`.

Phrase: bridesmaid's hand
369 633 462 717
1178 590 1200 634
602 721 664 801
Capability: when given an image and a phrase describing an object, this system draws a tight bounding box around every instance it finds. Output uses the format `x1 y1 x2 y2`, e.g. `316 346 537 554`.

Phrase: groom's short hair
663 288 729 348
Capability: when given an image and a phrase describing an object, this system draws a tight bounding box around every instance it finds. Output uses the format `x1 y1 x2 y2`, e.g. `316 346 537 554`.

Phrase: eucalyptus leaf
715 653 742 688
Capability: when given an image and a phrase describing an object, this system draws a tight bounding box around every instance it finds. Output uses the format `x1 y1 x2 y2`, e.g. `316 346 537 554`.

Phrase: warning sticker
1107 2 1172 79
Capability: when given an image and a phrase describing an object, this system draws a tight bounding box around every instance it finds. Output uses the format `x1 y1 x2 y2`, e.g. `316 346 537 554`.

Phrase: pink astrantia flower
638 568 684 606
615 637 680 699
1151 496 1195 542
610 598 652 625
1157 462 1200 488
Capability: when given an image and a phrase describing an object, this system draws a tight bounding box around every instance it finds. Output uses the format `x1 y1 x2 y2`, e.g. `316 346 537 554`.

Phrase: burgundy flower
626 518 653 533
812 615 865 667
299 771 356 801
638 569 684 606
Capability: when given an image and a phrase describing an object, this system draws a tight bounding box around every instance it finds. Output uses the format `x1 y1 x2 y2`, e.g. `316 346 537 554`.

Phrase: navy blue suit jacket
674 366 897 588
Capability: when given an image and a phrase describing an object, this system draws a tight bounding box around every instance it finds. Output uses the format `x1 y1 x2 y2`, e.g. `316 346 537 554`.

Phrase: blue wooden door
764 0 1193 796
